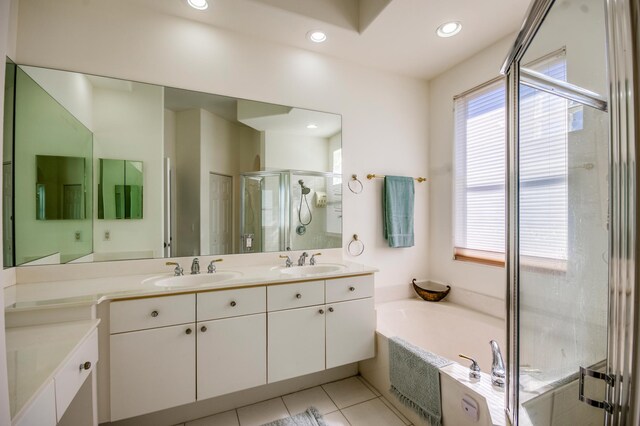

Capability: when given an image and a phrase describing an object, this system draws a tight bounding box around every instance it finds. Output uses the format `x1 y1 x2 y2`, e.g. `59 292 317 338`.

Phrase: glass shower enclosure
502 0 640 424
239 170 342 253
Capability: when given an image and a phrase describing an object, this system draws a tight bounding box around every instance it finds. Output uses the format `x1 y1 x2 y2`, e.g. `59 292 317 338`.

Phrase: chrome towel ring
348 234 365 256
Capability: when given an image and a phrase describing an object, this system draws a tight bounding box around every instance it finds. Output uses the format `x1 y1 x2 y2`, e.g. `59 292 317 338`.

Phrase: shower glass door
515 0 610 424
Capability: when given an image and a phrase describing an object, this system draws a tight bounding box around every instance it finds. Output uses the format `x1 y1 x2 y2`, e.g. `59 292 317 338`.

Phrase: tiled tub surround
4 256 378 425
360 299 507 426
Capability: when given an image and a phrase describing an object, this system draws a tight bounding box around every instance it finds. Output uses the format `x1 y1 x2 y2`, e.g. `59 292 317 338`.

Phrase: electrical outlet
104 230 110 241
74 231 81 241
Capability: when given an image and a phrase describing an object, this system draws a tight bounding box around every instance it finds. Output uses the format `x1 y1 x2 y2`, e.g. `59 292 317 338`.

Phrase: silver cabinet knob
185 328 192 335
79 361 91 371
296 293 302 299
151 310 159 317
318 309 324 314
328 307 334 312
201 326 207 332
349 287 355 292
230 301 237 307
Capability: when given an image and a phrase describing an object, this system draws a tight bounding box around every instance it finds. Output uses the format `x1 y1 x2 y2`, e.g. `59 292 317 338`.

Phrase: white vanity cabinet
325 297 375 368
267 275 375 383
268 305 327 382
196 287 267 399
107 273 375 420
109 295 196 421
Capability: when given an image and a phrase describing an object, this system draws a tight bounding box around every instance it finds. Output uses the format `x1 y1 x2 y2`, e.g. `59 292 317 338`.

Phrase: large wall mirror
2 61 342 267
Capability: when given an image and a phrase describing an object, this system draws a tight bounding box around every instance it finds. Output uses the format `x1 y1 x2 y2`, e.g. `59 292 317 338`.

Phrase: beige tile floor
179 375 413 426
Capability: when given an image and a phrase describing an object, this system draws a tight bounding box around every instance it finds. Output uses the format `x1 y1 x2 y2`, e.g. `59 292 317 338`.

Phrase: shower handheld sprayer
296 179 313 235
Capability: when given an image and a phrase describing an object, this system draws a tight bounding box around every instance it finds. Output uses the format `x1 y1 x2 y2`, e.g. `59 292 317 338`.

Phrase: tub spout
490 340 505 388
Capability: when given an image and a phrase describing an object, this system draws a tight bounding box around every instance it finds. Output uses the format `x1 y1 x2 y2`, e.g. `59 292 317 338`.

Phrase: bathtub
359 299 507 426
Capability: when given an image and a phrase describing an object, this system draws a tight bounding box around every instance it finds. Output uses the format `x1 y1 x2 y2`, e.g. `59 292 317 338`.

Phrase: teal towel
383 176 415 247
389 337 452 426
261 407 326 426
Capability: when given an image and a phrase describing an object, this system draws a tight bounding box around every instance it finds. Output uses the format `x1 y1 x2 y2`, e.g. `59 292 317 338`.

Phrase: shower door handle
578 366 614 413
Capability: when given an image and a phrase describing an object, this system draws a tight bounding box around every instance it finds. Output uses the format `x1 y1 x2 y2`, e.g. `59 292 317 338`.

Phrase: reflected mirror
36 155 87 220
98 159 144 220
2 62 342 267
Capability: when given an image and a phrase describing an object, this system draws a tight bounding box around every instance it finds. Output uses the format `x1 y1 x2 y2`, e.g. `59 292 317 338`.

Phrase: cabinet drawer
54 329 98 422
110 294 195 334
326 275 374 303
267 280 325 311
197 287 266 321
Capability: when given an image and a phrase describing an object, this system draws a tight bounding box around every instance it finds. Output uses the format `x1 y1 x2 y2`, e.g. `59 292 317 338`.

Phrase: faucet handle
166 261 183 276
207 258 223 273
459 354 481 381
279 255 293 268
310 252 322 265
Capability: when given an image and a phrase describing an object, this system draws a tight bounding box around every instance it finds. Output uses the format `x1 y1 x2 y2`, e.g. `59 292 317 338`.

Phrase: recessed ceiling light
188 0 208 10
307 30 327 43
306 124 318 129
436 21 462 38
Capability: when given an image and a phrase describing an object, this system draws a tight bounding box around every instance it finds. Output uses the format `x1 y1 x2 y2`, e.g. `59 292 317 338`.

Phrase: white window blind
454 52 568 263
519 54 568 261
454 79 506 257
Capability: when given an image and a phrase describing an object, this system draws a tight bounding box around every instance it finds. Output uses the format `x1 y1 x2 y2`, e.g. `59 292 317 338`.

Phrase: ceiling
132 0 531 79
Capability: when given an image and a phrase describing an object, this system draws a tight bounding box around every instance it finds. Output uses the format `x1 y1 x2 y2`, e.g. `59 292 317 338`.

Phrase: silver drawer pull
318 309 324 314
296 293 302 299
349 286 355 292
79 361 91 371
328 307 334 312
151 310 159 317
230 301 237 307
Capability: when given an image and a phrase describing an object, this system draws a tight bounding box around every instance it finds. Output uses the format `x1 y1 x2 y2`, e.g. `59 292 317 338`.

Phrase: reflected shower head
299 179 311 195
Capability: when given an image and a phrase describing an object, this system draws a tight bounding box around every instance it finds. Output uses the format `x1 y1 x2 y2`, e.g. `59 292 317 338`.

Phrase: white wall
174 109 202 257
427 35 513 302
21 66 93 130
92 82 165 258
0 0 17 422
14 0 431 290
263 132 329 172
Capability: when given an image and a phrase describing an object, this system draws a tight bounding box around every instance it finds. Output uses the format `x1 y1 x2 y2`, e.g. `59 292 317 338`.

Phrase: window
453 52 567 266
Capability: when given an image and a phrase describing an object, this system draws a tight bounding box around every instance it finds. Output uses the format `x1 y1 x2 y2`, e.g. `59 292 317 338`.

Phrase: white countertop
5 261 377 311
6 319 101 419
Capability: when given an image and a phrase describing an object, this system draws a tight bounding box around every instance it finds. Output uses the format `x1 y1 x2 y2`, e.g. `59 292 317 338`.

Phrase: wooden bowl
412 279 451 302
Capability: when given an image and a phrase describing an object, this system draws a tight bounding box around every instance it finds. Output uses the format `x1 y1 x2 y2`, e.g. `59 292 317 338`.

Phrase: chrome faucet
191 258 200 275
207 258 223 273
166 261 183 276
490 340 505 388
298 252 308 266
279 255 293 268
309 252 321 265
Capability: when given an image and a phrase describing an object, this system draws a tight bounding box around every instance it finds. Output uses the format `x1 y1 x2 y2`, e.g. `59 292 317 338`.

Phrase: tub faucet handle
459 354 481 381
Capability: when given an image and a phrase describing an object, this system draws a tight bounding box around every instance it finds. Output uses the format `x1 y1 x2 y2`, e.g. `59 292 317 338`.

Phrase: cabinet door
268 305 325 383
197 314 266 400
326 298 375 369
110 324 196 421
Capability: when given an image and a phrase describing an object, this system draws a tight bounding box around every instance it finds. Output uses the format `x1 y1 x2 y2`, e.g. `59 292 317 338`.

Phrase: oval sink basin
151 272 241 288
278 264 346 276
